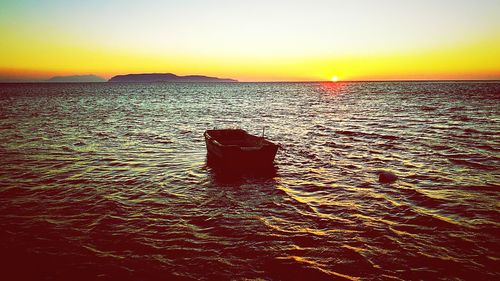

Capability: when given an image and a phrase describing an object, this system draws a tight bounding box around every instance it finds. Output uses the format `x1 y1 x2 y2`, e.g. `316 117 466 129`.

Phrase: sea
0 82 498 280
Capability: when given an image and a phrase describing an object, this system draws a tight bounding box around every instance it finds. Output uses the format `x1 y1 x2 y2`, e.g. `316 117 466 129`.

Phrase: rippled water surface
0 82 499 280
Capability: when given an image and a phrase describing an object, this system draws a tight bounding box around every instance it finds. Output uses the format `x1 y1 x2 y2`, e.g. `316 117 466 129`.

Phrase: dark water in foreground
0 82 499 280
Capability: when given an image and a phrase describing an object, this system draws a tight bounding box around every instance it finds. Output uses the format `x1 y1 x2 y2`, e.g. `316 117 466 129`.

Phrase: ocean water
0 82 498 280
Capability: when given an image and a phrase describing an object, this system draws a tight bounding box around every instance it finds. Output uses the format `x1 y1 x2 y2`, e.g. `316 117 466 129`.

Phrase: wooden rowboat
204 129 279 166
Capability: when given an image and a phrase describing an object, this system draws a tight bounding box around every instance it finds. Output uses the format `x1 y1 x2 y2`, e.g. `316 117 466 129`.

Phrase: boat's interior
206 129 267 147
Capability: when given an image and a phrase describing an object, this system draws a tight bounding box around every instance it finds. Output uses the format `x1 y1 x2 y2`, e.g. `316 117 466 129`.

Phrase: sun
331 76 338 82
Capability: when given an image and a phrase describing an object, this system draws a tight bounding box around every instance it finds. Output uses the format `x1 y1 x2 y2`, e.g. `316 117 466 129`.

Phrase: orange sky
1 0 499 81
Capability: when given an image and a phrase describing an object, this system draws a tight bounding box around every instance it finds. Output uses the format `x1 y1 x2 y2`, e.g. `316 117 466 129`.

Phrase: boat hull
204 129 278 167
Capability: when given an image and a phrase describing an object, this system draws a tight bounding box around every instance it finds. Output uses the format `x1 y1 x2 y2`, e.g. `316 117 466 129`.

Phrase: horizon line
1 79 500 84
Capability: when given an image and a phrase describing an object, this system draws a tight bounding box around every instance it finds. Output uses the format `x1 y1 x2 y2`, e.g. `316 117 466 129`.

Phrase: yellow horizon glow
1 34 499 82
2 36 498 82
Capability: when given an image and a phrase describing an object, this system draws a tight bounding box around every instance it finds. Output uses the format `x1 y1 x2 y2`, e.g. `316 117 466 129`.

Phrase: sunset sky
1 0 499 81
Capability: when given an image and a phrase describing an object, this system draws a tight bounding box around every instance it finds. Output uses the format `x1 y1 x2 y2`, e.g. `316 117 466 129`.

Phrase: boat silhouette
204 128 279 167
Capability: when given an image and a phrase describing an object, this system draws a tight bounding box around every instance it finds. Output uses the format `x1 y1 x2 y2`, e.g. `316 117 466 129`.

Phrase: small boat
204 128 279 166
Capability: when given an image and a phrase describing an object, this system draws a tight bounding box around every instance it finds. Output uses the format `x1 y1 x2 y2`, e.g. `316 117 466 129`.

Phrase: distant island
108 73 238 83
46 75 106 83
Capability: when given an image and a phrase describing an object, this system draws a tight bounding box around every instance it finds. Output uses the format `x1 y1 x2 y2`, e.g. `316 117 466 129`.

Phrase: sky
1 0 500 81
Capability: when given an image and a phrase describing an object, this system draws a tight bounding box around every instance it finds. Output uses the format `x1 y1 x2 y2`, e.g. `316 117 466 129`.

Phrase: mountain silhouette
108 73 238 83
46 75 106 82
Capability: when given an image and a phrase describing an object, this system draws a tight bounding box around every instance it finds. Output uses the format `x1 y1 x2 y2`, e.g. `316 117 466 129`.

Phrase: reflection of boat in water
206 155 278 185
204 129 279 167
